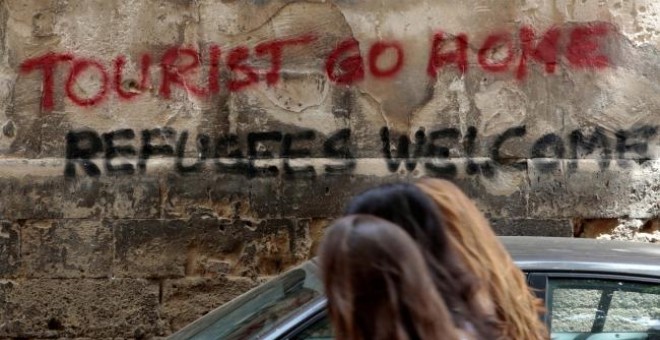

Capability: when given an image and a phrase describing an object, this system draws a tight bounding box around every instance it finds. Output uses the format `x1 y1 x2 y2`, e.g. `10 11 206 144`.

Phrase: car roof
501 236 660 278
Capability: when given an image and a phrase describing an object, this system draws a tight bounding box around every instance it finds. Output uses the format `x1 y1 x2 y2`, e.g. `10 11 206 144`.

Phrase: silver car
170 236 660 340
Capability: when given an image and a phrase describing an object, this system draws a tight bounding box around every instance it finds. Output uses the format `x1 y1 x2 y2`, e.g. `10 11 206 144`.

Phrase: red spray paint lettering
208 45 221 94
325 38 365 85
227 46 259 92
368 41 405 78
516 26 561 79
427 32 468 77
566 23 610 69
65 59 110 107
114 54 151 100
478 33 515 73
19 23 613 111
20 53 73 110
159 47 208 98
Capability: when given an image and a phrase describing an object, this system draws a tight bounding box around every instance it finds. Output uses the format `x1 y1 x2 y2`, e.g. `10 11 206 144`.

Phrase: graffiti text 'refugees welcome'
22 23 612 111
64 123 656 179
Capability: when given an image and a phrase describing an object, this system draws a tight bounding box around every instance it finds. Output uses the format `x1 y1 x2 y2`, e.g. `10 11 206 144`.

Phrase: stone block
278 171 405 219
436 159 529 218
490 219 573 237
566 161 660 219
246 176 284 218
0 280 10 336
623 162 660 219
0 176 66 220
0 221 19 277
293 218 332 261
162 276 257 333
20 220 112 278
0 279 162 338
279 174 355 218
113 219 226 278
112 218 300 279
162 173 252 220
234 218 298 278
528 160 660 218
576 218 619 238
0 174 161 220
62 176 161 219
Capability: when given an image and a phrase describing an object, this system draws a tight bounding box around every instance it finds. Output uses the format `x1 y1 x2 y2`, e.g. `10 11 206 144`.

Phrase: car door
528 272 660 340
283 272 660 340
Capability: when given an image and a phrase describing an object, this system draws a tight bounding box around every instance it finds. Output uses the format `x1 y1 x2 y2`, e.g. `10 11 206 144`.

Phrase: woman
344 183 496 339
345 180 548 339
318 215 463 340
416 178 547 340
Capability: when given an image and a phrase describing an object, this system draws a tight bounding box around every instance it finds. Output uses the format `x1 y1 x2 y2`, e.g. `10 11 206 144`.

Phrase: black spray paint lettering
64 124 659 178
531 133 565 172
64 128 357 178
175 131 209 174
65 130 103 177
103 129 136 175
380 127 421 172
282 130 316 178
490 125 527 174
139 128 175 174
323 128 355 175
423 128 459 178
569 127 610 171
379 125 527 178
616 125 657 167
380 127 459 177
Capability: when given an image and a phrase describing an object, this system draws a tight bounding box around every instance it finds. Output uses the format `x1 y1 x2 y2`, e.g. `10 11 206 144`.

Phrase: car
169 236 660 340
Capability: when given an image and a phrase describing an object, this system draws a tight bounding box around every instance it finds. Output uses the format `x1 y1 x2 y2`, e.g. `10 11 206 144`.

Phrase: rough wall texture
0 0 659 337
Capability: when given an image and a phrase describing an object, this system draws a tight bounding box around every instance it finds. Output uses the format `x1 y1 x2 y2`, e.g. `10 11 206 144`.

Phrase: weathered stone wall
0 0 659 337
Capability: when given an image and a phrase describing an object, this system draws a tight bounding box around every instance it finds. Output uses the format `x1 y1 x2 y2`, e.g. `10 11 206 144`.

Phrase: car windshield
169 260 324 340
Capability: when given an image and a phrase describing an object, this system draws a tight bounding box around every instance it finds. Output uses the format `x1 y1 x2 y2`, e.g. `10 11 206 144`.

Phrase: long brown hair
416 178 548 340
344 183 496 338
318 215 463 340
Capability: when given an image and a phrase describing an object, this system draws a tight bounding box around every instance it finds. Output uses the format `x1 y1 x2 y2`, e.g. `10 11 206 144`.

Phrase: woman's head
344 183 450 255
415 178 547 339
344 183 495 337
318 215 460 340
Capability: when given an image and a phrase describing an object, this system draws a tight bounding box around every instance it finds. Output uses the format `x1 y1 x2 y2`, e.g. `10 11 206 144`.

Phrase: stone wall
0 0 659 337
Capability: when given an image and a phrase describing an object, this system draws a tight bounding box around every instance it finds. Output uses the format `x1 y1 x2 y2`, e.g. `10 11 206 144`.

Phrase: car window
170 260 324 340
548 278 660 340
